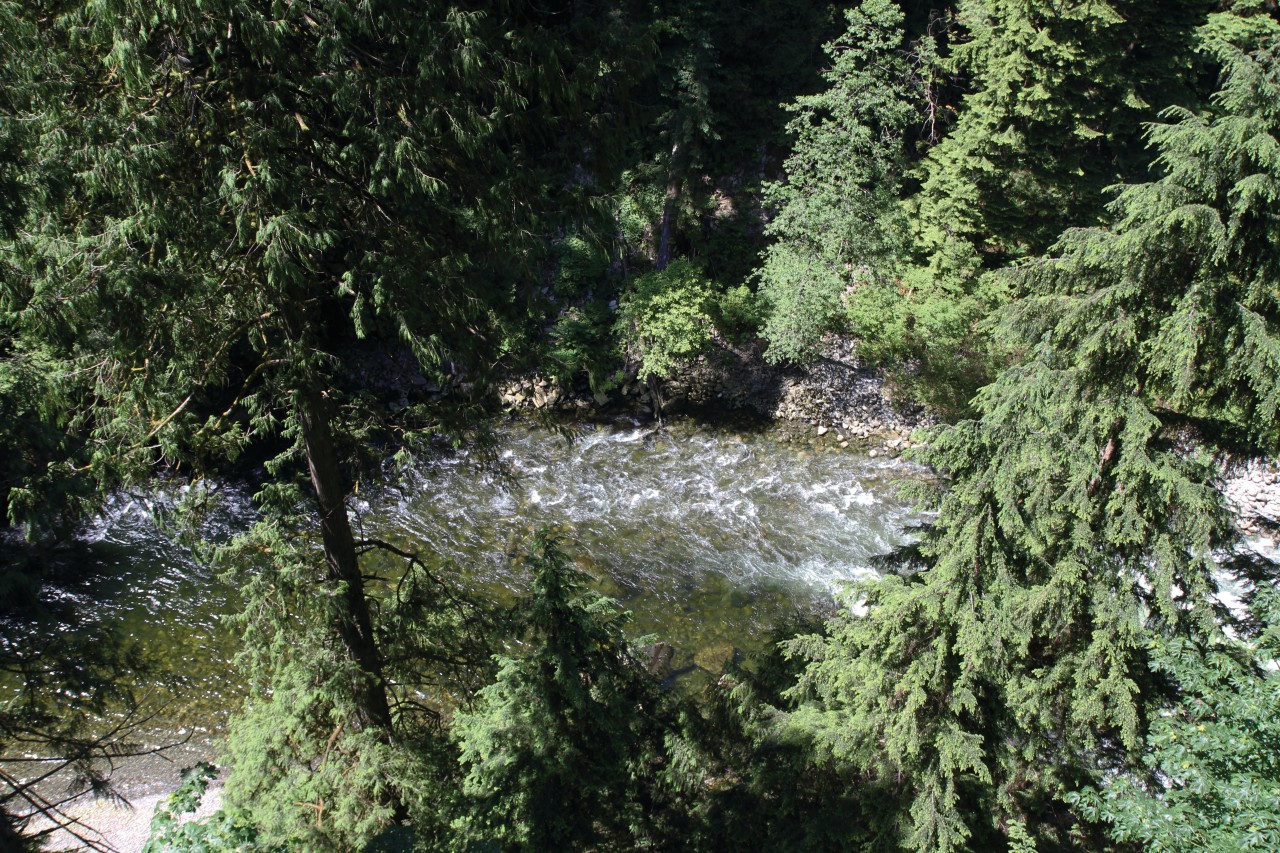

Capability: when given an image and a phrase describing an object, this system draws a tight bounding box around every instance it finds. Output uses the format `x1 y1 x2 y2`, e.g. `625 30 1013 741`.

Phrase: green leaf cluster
615 259 717 381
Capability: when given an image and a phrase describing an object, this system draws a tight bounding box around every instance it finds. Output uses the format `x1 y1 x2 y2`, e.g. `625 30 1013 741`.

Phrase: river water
23 417 920 759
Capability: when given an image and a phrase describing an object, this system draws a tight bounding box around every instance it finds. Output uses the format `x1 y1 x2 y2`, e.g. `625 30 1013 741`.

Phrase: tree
912 0 1211 274
789 3 1280 849
615 258 717 382
1069 585 1280 851
5 1 634 846
756 0 925 365
452 533 686 851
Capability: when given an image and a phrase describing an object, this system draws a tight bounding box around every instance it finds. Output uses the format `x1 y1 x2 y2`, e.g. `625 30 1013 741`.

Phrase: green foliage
888 0 1215 413
143 762 281 853
1069 585 1280 850
615 259 716 381
216 519 495 850
552 234 613 301
714 283 765 343
788 6 1280 850
912 0 1210 271
452 532 683 851
3 2 637 848
548 302 624 395
757 0 922 364
0 346 92 533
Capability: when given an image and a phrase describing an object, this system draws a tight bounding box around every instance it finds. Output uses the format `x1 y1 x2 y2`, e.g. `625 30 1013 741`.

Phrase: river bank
494 337 932 457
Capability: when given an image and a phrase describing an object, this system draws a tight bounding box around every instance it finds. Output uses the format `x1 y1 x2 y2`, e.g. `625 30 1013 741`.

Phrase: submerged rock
694 642 736 675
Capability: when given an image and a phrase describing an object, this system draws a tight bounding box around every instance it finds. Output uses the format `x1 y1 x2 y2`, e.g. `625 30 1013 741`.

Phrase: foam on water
26 419 923 736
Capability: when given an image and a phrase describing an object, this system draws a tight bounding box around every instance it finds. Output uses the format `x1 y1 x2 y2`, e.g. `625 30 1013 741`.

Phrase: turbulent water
370 418 918 662
26 417 922 743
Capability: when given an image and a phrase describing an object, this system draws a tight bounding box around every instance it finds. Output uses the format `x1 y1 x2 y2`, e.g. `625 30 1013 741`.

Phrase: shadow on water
0 534 226 840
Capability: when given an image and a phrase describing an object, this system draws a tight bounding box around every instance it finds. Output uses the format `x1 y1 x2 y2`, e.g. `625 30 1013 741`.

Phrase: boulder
643 642 677 679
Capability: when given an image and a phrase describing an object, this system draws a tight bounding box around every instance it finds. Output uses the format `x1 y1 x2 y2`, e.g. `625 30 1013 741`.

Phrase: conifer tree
756 0 925 364
790 4 1280 849
912 0 1211 274
1069 586 1280 850
453 533 685 851
4 1 633 846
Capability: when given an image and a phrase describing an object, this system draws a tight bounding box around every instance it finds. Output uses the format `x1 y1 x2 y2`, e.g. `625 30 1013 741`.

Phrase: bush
615 260 716 381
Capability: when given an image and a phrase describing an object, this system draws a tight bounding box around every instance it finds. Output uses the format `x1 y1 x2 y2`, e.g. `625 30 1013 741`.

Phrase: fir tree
756 0 925 364
1069 585 1280 850
452 533 685 851
790 4 1280 849
912 0 1211 273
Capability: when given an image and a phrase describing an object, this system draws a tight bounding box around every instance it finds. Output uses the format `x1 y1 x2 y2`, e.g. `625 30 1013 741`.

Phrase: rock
868 448 879 458
644 642 677 679
817 425 829 436
694 643 736 675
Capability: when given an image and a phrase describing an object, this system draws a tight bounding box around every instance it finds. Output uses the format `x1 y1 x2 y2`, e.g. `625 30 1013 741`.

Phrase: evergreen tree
1069 586 1280 850
888 0 1214 411
790 4 1280 849
4 1 633 846
452 533 685 851
756 0 925 364
912 0 1211 273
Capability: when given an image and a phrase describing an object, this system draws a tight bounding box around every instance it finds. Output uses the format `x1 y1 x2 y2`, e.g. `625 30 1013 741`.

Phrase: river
15 416 921 793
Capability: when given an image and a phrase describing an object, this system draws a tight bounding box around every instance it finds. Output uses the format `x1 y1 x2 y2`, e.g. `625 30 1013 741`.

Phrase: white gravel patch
28 786 223 853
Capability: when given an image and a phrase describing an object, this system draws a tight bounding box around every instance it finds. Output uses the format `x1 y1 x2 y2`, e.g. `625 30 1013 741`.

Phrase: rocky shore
1222 456 1280 541
497 337 932 459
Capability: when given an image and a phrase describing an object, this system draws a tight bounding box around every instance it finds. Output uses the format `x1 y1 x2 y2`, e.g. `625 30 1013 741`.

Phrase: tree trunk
655 141 682 271
294 385 396 735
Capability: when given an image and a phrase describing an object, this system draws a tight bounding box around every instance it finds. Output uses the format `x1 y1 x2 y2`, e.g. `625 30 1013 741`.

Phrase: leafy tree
789 4 1280 850
142 762 283 853
615 258 716 382
452 533 686 851
756 0 925 365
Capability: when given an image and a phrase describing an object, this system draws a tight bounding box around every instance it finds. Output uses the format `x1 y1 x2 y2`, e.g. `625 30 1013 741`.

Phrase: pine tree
1069 585 1280 850
912 0 1212 273
789 4 1280 849
452 533 685 851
